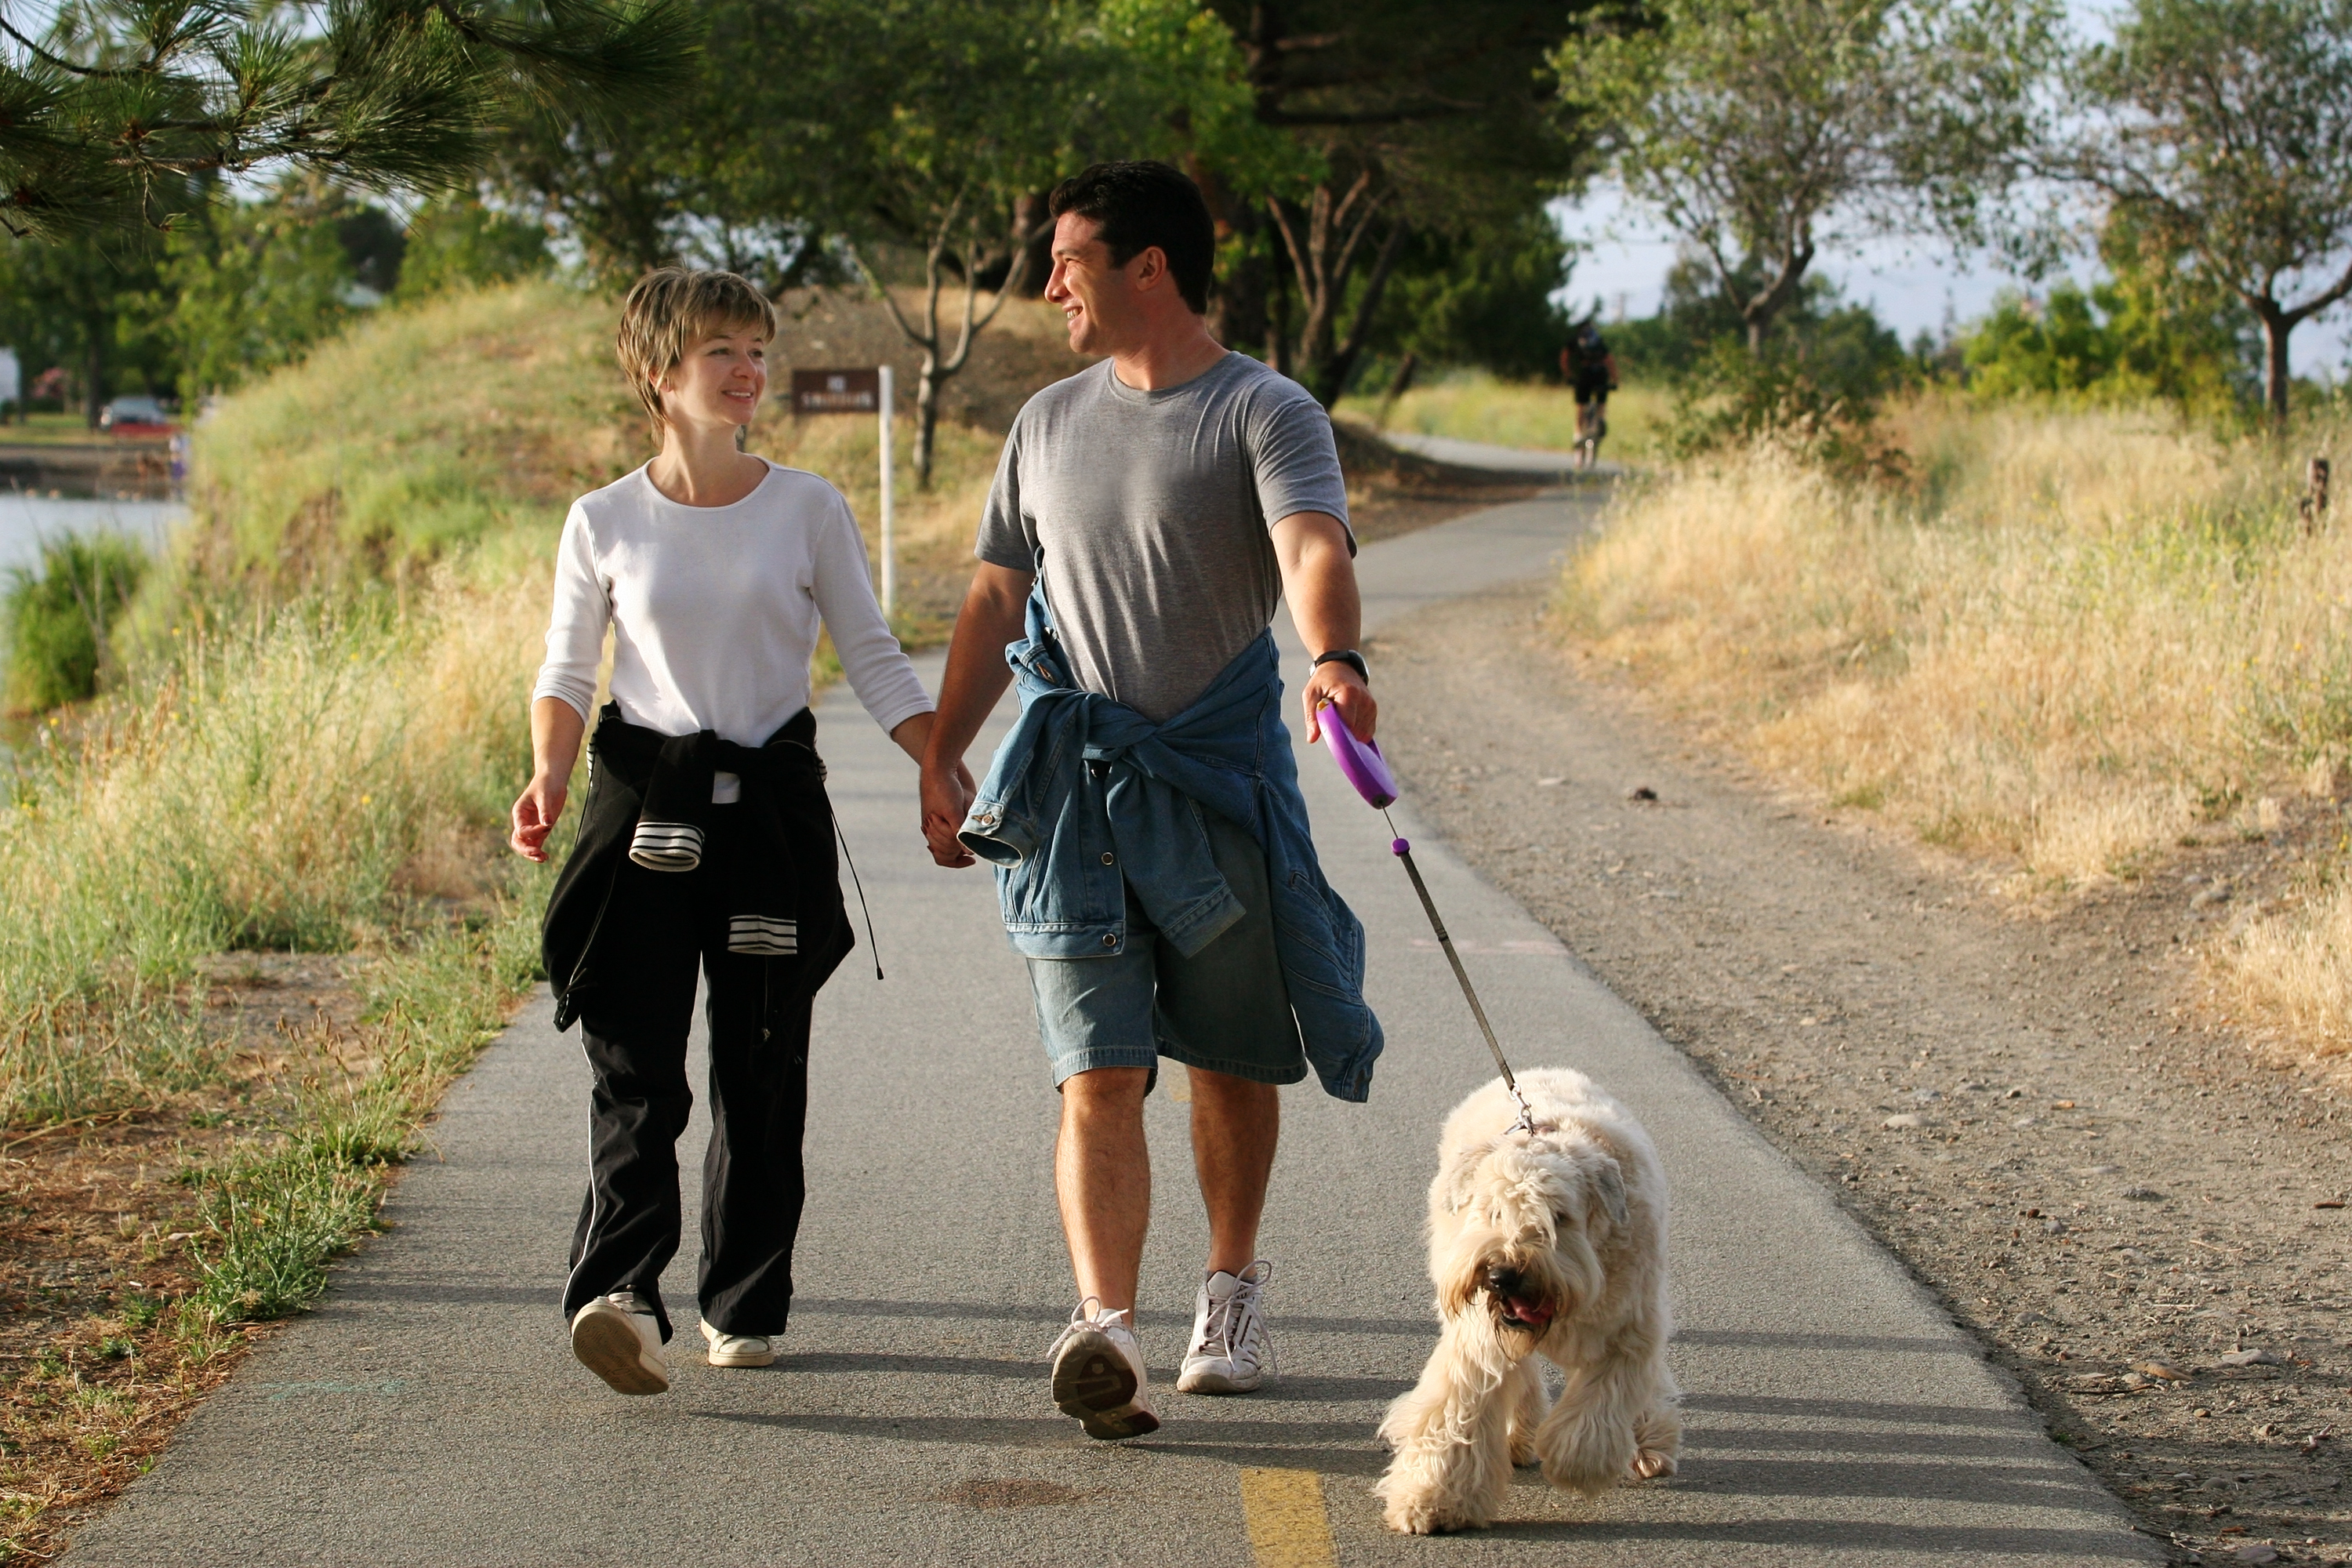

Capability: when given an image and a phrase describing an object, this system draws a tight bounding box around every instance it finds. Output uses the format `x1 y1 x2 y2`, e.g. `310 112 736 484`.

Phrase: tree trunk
84 318 106 430
914 348 942 491
1312 220 1410 406
2258 307 2292 430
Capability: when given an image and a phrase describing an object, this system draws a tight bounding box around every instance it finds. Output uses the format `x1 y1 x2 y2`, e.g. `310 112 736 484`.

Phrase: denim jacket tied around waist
956 589 1383 1103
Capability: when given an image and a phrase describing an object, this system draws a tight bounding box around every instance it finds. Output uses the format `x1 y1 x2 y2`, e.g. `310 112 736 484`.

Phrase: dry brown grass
1560 393 2352 1051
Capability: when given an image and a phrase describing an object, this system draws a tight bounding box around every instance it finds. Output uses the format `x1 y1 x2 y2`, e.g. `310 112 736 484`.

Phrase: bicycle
1573 396 1609 470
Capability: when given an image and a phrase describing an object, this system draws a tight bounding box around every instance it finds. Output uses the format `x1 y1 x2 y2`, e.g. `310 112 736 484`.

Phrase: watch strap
1312 648 1370 684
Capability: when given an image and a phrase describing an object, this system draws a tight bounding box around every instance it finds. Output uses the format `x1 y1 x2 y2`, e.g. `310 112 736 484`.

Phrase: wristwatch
1313 649 1370 685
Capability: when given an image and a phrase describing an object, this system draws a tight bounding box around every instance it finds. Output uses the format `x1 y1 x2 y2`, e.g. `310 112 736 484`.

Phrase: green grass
1336 369 1675 464
0 412 165 447
4 534 149 715
183 894 542 1327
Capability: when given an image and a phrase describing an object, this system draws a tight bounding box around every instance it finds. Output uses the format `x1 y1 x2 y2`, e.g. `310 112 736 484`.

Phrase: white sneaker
571 1291 668 1396
700 1319 777 1368
1178 1261 1274 1395
1047 1298 1159 1439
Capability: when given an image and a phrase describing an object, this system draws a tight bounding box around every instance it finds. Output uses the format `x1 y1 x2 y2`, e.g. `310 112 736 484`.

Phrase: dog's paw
1509 1436 1540 1468
1629 1445 1678 1480
1381 1495 1483 1536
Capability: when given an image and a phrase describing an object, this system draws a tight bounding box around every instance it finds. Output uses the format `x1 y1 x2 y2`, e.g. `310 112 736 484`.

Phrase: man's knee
1184 1065 1279 1116
1060 1064 1152 1117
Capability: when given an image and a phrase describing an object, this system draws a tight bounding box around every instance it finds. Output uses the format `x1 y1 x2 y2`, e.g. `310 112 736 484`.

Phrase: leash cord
1383 807 1534 1128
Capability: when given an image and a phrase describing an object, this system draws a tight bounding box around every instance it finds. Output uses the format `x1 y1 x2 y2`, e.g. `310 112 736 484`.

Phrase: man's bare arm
1271 510 1376 743
919 561 1036 866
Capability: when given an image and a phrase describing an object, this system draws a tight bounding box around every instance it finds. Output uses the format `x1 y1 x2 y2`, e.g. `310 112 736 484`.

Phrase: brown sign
791 368 881 415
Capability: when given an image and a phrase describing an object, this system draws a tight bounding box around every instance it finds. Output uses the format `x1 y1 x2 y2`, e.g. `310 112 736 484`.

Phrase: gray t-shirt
975 352 1352 722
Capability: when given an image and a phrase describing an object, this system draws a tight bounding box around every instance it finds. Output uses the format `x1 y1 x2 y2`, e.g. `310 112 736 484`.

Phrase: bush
1664 325 1910 475
3 533 147 713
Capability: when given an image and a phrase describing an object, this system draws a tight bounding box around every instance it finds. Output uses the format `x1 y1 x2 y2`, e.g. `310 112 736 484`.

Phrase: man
1561 320 1617 467
918 161 1382 1440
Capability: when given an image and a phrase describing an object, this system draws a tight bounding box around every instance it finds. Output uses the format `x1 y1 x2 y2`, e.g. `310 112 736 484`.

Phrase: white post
877 364 896 621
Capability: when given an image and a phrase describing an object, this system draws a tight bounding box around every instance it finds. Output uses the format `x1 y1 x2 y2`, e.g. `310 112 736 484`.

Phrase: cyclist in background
1560 321 1617 470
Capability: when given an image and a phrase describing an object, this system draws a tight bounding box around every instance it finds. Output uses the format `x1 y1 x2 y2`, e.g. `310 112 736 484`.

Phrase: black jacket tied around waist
543 704 851 1032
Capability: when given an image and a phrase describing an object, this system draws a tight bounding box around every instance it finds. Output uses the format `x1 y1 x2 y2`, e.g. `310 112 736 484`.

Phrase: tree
0 0 695 240
1207 0 1594 404
1354 208 1575 382
0 229 173 425
2059 0 2352 427
162 178 385 401
1571 0 2060 352
1957 209 2255 414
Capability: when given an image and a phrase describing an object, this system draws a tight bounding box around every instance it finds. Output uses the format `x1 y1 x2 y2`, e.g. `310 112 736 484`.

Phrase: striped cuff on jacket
727 915 798 956
629 821 704 872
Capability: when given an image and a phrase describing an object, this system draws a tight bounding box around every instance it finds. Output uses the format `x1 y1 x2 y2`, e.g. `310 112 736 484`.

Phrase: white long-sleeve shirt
531 461 933 801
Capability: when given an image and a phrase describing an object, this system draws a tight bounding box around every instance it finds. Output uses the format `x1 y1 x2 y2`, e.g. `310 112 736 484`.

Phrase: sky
1549 188 2352 379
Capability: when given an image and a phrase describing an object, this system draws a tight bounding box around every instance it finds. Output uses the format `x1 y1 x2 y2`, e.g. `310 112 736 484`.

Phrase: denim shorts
1026 810 1305 1089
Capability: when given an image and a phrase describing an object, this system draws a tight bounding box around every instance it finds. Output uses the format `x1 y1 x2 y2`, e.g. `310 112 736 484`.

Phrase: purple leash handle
1316 705 1535 1132
1319 706 1399 809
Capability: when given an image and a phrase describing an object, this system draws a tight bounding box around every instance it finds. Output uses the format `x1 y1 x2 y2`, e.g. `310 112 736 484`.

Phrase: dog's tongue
1501 1296 1554 1330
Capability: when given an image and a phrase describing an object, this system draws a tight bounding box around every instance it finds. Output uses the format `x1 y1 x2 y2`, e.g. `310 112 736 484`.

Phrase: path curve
63 492 2153 1566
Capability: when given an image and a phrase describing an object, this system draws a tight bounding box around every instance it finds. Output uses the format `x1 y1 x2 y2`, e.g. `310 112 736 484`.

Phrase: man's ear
1127 244 1170 292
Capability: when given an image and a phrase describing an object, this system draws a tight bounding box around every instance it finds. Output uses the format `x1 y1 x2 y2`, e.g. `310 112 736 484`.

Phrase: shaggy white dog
1376 1067 1679 1534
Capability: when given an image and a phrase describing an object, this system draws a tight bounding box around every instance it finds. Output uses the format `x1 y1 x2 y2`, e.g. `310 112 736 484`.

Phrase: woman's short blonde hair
615 267 778 436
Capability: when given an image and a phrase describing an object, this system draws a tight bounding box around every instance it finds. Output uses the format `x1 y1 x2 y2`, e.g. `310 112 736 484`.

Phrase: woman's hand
514 698 587 862
510 774 568 862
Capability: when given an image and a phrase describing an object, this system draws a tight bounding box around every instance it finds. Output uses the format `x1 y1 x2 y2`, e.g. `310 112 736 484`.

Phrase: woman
510 267 959 1395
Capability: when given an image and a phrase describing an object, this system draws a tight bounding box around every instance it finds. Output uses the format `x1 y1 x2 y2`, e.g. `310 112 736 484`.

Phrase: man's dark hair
1048 161 1216 314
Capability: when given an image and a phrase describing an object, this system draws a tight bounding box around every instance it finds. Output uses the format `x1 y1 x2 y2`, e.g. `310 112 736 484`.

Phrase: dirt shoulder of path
0 955 372 1563
1374 581 2352 1568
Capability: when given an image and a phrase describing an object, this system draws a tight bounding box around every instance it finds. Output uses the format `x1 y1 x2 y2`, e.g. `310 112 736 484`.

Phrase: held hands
510 774 568 862
1304 662 1376 746
920 760 978 869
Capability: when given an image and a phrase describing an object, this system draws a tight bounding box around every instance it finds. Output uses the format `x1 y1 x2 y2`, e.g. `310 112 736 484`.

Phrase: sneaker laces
1196 1261 1273 1374
1051 1295 1135 1357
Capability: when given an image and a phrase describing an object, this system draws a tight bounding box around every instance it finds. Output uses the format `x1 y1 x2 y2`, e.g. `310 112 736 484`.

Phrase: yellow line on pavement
1240 1467 1338 1568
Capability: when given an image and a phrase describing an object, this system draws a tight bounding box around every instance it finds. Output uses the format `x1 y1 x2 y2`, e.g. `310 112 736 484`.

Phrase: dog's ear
1443 1140 1497 1213
1592 1157 1630 1231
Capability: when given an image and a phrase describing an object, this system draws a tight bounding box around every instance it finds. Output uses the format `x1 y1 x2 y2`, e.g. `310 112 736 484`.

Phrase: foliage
0 0 696 240
2 533 147 714
393 194 551 301
1568 0 2062 349
0 228 172 423
1351 208 1575 385
1663 332 1910 475
2059 0 2352 423
1956 220 2256 416
161 180 377 401
1206 0 1599 404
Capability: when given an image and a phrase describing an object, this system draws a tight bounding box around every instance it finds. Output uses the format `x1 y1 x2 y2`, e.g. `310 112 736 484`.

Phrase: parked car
99 395 174 433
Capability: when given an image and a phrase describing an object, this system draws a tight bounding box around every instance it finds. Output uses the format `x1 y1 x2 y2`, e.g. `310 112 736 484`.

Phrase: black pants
561 808 816 1343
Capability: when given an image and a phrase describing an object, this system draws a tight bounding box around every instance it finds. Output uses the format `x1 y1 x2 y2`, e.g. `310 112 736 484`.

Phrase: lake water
0 494 183 575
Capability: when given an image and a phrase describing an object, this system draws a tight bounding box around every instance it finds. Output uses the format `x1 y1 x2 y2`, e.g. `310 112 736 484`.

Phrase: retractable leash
1319 706 1537 1135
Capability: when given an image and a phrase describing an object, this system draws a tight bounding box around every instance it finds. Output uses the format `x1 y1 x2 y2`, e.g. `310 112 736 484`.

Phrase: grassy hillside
1561 393 2352 1051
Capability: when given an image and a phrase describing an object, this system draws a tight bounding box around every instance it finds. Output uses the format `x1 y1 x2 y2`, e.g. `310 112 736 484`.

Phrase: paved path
64 495 2154 1566
1379 431 1624 479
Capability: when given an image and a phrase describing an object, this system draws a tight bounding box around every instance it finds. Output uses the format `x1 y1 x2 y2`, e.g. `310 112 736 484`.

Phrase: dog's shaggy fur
1376 1068 1679 1534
